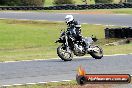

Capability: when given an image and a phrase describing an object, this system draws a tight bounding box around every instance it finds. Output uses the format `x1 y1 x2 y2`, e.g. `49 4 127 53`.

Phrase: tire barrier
0 6 44 10
104 27 132 38
0 3 132 10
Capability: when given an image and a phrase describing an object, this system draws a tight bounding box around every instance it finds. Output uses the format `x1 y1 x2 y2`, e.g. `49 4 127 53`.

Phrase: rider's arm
75 21 81 28
74 21 81 35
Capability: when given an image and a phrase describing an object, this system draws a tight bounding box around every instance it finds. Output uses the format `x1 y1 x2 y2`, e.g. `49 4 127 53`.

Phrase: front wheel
57 45 73 61
89 45 103 59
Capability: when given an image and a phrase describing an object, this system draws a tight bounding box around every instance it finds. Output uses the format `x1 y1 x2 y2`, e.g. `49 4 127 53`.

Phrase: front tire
89 45 103 59
57 45 73 61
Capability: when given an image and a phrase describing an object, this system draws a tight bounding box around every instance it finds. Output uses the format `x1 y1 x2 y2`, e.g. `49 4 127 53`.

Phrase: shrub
21 0 45 6
53 0 75 5
0 0 21 6
95 0 113 3
0 0 45 6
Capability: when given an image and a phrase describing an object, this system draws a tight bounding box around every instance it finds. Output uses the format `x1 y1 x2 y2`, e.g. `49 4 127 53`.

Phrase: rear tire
57 45 73 61
89 45 103 59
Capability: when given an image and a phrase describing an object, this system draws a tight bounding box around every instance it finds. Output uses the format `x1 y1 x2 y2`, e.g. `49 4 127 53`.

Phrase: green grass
0 19 131 62
1 8 132 15
7 81 77 88
112 8 132 14
0 20 63 61
44 0 95 6
9 8 131 15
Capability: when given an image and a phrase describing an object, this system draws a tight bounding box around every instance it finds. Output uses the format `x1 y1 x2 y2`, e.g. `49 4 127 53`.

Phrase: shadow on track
46 57 97 62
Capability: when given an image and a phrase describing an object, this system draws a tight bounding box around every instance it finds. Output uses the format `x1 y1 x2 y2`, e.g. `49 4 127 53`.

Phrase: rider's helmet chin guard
65 15 74 24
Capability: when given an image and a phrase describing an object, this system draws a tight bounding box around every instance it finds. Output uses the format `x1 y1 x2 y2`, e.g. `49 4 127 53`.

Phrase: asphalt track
0 55 132 85
0 12 132 26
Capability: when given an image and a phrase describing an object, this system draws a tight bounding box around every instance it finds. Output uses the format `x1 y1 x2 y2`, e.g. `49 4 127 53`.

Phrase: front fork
65 35 70 53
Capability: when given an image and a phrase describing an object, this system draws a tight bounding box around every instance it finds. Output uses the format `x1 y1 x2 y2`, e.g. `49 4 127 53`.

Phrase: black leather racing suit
67 20 82 41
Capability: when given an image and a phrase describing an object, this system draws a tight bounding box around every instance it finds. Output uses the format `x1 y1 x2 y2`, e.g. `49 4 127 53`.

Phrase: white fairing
84 37 93 45
75 24 81 27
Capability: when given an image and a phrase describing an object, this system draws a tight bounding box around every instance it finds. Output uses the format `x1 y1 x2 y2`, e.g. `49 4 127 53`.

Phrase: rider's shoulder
74 21 80 25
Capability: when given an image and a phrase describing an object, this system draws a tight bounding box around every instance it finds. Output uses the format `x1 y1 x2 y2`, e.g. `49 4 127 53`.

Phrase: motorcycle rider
65 15 82 41
65 15 92 52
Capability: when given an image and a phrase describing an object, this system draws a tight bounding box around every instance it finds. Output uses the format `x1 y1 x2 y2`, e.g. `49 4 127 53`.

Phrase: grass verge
1 8 132 15
6 79 132 88
0 19 131 62
37 8 132 14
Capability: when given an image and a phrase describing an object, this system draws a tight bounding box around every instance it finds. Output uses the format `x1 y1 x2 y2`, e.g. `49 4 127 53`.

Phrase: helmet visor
65 18 70 23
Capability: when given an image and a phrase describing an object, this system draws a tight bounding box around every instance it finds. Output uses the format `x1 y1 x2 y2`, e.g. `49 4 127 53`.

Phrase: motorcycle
55 29 103 61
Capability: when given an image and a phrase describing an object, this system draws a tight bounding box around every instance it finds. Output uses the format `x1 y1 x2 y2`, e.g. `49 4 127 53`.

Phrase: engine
73 44 86 56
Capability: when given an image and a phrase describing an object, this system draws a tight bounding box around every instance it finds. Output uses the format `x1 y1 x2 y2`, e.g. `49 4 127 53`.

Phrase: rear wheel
89 45 103 59
57 45 73 61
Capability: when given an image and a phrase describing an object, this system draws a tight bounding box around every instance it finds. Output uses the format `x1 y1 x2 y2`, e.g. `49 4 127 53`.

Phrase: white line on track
0 53 132 64
2 85 12 87
50 81 60 83
1 80 73 87
38 82 48 84
82 23 88 24
62 80 72 82
12 84 23 86
94 24 103 25
26 83 37 85
105 25 115 26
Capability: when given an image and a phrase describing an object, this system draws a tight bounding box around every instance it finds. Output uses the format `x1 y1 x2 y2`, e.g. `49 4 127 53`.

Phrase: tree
0 0 45 6
0 0 21 6
128 0 132 2
82 0 88 4
53 0 75 5
21 0 44 6
0 0 6 5
8 0 21 6
95 0 113 3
